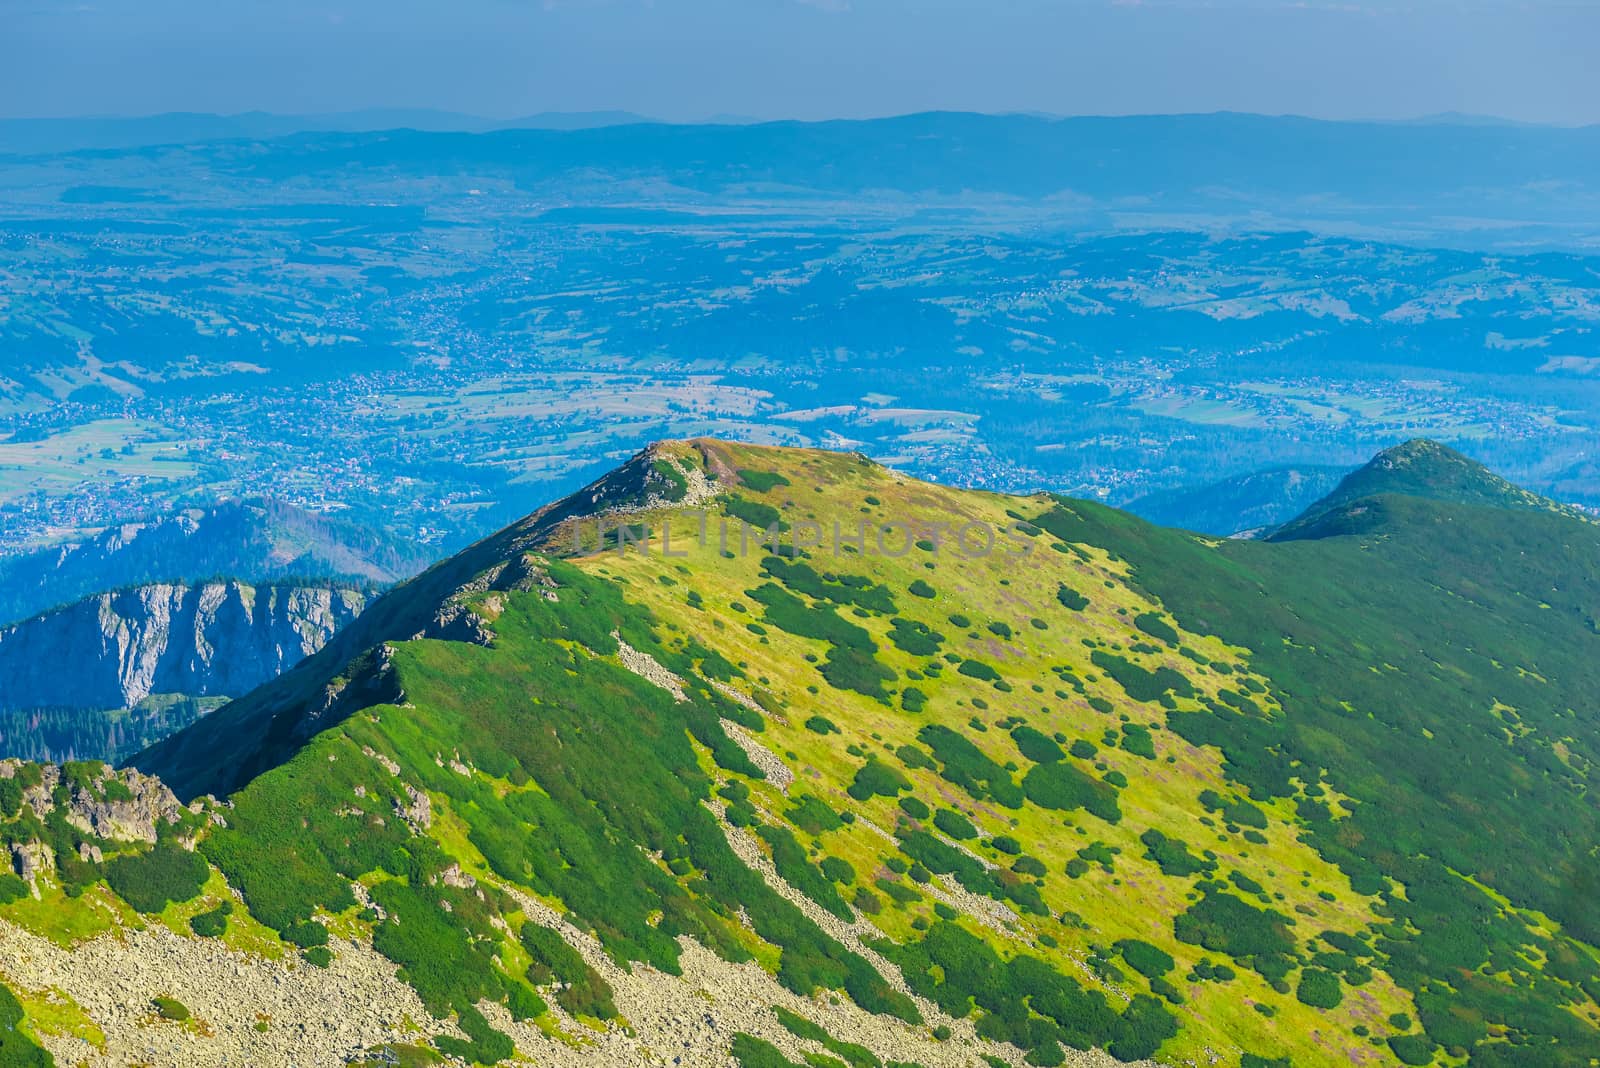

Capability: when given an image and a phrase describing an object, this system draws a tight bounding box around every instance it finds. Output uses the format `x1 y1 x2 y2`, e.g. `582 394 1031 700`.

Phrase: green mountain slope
1269 438 1590 540
1 439 1596 1067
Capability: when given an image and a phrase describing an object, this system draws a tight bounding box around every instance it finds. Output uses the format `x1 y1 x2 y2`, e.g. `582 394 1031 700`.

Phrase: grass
9 984 105 1050
584 440 1422 1065
0 880 124 947
0 418 199 504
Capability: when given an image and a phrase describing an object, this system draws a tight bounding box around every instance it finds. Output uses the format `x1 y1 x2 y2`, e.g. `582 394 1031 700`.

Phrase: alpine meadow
0 437 1596 1066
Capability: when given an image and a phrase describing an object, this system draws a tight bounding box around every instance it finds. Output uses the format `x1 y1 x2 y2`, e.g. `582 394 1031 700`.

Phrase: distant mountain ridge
1269 438 1591 540
1124 464 1352 536
0 108 658 155
0 579 368 716
0 498 426 628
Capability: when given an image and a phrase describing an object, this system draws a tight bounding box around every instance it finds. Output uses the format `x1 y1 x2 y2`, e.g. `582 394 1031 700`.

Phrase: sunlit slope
8 437 1584 1067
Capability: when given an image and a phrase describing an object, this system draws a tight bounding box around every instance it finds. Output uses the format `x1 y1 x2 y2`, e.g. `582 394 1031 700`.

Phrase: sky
2 0 1598 125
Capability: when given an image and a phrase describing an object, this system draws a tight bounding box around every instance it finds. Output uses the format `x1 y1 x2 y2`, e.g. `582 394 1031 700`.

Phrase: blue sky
3 0 1597 124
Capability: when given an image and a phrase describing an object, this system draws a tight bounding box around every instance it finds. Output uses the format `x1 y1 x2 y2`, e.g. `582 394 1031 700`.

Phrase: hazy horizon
3 0 1598 127
3 106 1590 130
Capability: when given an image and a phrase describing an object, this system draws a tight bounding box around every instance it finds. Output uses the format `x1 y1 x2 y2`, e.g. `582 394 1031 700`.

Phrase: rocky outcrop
0 760 184 846
0 581 367 712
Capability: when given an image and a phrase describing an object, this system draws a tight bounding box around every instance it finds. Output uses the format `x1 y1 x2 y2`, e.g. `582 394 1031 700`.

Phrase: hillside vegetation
0 439 1596 1067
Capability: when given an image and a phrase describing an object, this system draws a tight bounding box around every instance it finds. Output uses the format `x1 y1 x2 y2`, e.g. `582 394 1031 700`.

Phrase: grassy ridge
5 437 1598 1067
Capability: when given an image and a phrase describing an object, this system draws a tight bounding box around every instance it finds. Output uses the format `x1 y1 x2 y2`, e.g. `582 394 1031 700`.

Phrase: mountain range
0 579 369 763
0 498 424 629
1122 466 1352 538
0 499 421 764
0 109 661 156
0 438 1596 1067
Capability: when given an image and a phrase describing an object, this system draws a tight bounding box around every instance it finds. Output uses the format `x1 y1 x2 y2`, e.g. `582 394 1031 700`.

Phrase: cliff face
0 498 425 627
0 581 367 712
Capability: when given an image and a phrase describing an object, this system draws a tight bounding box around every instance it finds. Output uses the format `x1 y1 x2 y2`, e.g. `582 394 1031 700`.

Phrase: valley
4 115 1600 556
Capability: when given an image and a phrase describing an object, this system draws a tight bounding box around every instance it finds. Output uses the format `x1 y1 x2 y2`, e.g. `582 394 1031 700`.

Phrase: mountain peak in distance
1268 437 1586 540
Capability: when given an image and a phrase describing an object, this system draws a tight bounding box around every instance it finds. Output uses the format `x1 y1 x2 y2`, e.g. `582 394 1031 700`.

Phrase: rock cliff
0 581 367 712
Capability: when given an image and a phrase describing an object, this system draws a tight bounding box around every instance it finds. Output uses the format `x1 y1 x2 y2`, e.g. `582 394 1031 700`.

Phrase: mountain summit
1268 437 1586 540
0 439 1596 1066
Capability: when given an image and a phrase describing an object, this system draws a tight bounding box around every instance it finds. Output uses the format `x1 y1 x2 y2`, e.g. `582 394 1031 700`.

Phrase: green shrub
505 982 547 1022
1386 1034 1436 1066
898 796 931 820
0 873 29 905
0 982 54 1065
1011 725 1064 764
887 618 943 655
189 901 232 938
739 469 791 492
153 996 191 1022
848 760 910 801
105 844 209 914
1174 889 1295 972
521 922 618 1021
874 878 921 905
1117 939 1176 979
1021 762 1121 823
956 659 1001 683
762 556 896 614
773 1005 829 1042
748 583 874 651
759 823 853 921
820 646 896 699
1090 651 1192 703
820 856 856 885
933 808 978 841
434 1004 515 1064
1295 967 1343 1010
282 920 330 949
918 725 1022 808
732 1033 806 1068
1140 829 1215 877
908 580 937 599
1056 585 1090 611
1119 723 1157 759
1133 613 1179 645
1012 855 1047 877
789 794 844 835
726 497 783 531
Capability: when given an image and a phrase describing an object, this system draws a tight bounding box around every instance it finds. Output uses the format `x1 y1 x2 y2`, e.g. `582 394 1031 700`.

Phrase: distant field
0 419 198 505
3 162 1600 554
